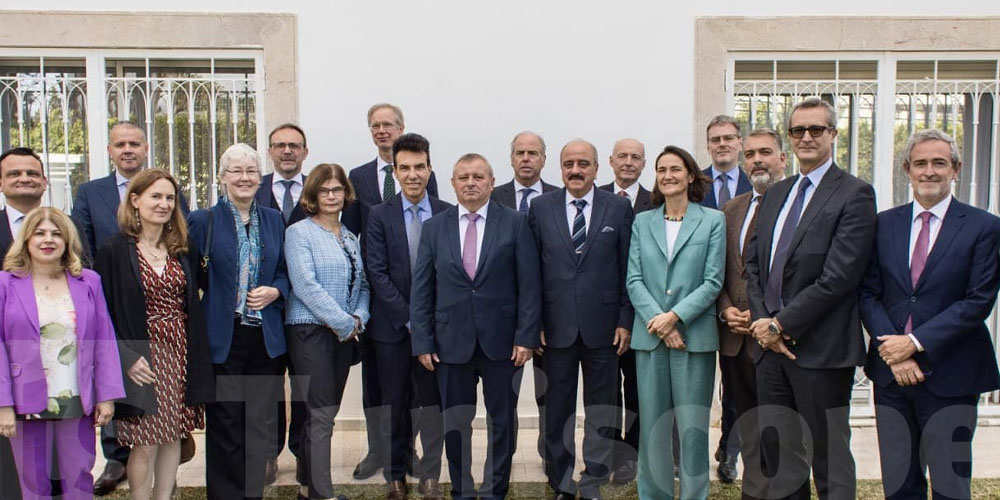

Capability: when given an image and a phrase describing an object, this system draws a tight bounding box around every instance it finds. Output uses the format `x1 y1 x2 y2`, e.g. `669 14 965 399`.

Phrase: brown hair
117 169 189 256
649 145 709 206
300 163 355 215
3 207 84 277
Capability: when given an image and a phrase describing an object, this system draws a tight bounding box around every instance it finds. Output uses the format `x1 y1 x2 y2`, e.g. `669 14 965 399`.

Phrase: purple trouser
9 415 95 500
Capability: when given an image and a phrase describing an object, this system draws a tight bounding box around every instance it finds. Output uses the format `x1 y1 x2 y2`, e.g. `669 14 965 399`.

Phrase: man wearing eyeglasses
744 98 876 500
342 103 439 481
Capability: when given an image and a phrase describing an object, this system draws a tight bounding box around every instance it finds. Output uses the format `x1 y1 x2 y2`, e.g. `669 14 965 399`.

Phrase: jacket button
666 289 673 296
898 323 904 328
910 296 917 302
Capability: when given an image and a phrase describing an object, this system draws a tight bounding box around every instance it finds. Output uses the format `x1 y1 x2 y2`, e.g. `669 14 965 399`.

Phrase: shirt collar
6 205 26 225
514 179 543 194
376 155 392 171
565 186 596 207
710 165 738 182
275 172 304 185
458 200 490 220
402 193 432 213
115 171 130 187
614 181 641 201
912 195 952 223
801 157 833 188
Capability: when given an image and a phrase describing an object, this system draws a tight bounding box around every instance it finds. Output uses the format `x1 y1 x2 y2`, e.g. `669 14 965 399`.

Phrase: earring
135 208 141 229
166 221 172 232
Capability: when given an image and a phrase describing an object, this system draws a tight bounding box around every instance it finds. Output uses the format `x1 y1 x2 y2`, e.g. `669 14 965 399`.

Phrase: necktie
407 205 423 270
716 174 731 208
571 199 588 257
905 211 933 333
764 177 812 314
279 180 295 223
618 189 631 201
462 213 480 280
741 197 760 261
382 164 396 201
518 188 533 213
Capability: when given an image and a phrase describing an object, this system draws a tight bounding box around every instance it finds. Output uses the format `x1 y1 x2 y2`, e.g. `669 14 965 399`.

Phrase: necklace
663 214 685 222
139 241 164 260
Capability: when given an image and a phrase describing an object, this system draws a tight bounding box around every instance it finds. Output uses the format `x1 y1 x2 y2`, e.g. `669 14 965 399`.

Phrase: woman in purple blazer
0 207 125 500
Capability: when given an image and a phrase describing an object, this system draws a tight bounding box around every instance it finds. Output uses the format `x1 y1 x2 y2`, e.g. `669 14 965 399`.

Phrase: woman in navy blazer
187 143 289 500
0 207 125 499
627 146 725 500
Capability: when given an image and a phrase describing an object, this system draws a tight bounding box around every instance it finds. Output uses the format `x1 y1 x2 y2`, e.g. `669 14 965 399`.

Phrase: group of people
0 96 997 500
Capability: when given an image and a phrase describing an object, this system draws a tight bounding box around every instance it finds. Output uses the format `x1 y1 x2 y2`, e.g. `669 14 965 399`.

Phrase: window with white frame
0 50 266 211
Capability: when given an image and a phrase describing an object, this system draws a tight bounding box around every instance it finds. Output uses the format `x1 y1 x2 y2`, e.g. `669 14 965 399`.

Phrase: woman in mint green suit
627 145 725 500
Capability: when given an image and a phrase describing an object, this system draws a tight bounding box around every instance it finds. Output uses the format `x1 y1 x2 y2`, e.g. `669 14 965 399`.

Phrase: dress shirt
376 156 402 201
458 201 490 267
271 172 305 212
908 195 951 267
565 187 596 235
614 181 641 207
402 193 433 244
116 171 131 201
739 190 764 255
664 219 683 259
5 205 26 237
515 179 544 209
710 165 739 204
769 157 833 269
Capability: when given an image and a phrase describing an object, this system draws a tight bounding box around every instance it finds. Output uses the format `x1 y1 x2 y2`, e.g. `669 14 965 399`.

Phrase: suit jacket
0 270 125 415
342 159 440 242
860 199 1000 398
256 173 308 227
626 202 725 353
0 208 93 265
72 172 189 257
600 182 653 213
700 166 752 210
528 188 634 348
716 191 758 357
95 234 214 417
365 194 453 344
491 179 558 211
744 163 877 369
187 201 290 364
410 202 542 363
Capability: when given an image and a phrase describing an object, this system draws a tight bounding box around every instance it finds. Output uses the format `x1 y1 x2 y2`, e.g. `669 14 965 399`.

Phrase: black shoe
552 492 575 500
611 459 637 484
353 451 382 480
716 449 738 484
93 461 127 496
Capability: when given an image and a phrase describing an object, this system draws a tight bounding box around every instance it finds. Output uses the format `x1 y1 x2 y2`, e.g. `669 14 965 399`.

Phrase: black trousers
272 354 306 459
373 337 443 482
874 381 978 500
206 321 285 500
612 348 640 464
543 339 618 499
0 437 20 500
718 353 742 456
722 343 767 500
757 351 856 500
360 333 387 459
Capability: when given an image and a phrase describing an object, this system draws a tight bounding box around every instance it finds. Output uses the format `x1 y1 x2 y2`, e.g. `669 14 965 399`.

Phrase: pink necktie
463 213 480 280
905 211 933 333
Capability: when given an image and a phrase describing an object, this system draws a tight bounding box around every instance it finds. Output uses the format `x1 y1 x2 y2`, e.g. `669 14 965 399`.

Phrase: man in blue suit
411 153 541 500
365 133 452 500
860 129 1000 500
257 123 309 226
528 140 633 500
342 103 439 480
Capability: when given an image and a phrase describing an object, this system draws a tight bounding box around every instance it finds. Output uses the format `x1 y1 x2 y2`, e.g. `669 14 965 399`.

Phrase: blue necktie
279 180 295 223
518 187 533 213
716 173 731 208
571 199 587 258
764 177 812 314
407 205 423 270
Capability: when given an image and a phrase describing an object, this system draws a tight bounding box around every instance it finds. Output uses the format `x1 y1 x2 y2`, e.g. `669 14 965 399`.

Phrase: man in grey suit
745 98 877 500
529 140 633 500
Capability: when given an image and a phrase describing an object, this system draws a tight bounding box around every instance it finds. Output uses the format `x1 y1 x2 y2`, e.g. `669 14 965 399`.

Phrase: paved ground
92 423 1000 491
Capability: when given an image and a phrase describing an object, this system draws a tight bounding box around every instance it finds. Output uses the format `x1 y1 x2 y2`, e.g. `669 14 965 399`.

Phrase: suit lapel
580 190 608 263
475 205 500 280
669 203 703 262
893 205 914 293
728 195 752 271
915 199 966 291
788 165 842 256
363 162 380 204
549 190 576 256
386 197 407 274
98 173 122 218
12 274 39 332
648 208 669 260
736 170 752 196
0 208 13 257
446 209 467 282
757 178 793 278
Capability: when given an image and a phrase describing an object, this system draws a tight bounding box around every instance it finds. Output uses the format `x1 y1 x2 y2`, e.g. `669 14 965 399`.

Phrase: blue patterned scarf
228 198 262 326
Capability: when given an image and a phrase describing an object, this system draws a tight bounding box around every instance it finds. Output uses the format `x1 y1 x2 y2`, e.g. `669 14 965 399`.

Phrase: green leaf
57 344 77 365
40 322 67 340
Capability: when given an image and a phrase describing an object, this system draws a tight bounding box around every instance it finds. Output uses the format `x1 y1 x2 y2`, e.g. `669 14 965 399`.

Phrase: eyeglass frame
788 126 835 139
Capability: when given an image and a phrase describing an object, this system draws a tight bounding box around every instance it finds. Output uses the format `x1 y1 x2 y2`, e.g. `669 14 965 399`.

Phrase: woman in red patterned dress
95 169 214 500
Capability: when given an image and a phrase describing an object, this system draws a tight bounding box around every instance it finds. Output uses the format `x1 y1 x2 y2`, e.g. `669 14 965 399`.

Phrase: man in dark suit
365 133 451 500
342 103 439 480
860 129 1000 500
529 140 633 500
490 130 556 464
716 128 786 499
411 153 541 500
598 138 649 484
745 98 877 500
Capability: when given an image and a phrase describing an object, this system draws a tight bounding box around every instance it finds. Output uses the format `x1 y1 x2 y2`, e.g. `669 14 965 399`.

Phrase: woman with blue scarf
187 143 289 500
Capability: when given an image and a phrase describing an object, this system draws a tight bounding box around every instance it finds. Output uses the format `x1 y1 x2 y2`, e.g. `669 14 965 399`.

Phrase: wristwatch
768 319 781 338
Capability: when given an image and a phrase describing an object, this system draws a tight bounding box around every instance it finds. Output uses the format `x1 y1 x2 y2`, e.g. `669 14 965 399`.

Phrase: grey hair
367 103 405 127
560 138 598 163
789 98 837 129
109 120 147 141
747 127 783 151
706 115 742 138
455 153 494 177
510 131 547 156
219 143 260 172
903 128 962 166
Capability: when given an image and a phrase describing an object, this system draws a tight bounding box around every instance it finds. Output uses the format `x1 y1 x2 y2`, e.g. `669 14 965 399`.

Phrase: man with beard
716 128 786 499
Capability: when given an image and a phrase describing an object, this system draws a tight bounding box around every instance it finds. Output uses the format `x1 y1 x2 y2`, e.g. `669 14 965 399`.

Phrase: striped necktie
571 199 587 258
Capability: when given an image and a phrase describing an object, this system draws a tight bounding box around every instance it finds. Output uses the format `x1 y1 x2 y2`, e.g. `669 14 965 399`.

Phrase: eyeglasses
369 121 399 132
317 186 346 197
708 134 740 145
788 126 834 139
270 142 304 151
224 168 260 178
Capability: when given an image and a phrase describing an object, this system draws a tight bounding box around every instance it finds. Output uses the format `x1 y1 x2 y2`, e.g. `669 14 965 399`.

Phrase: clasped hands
748 317 796 360
877 334 924 387
647 312 685 349
1 401 114 437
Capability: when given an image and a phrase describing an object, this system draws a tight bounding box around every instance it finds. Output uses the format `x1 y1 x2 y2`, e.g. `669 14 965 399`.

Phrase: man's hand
418 353 440 372
661 328 686 350
613 328 631 356
877 335 918 366
721 307 751 334
889 358 925 386
647 311 679 337
766 338 797 360
512 346 533 367
127 357 156 386
247 286 281 310
0 406 14 438
534 331 546 356
94 401 115 427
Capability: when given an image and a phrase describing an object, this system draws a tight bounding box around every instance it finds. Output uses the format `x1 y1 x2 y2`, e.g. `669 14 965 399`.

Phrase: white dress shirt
739 191 763 255
613 181 641 208
115 171 131 201
5 205 26 237
515 179 544 209
710 165 739 204
458 201 489 265
908 195 951 267
769 158 833 269
376 156 402 201
271 172 305 212
565 187 596 235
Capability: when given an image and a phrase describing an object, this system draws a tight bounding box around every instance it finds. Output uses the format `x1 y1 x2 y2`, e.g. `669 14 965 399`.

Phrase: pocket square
601 226 615 233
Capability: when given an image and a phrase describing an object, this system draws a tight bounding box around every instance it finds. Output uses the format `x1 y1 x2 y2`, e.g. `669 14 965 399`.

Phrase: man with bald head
601 138 652 213
529 140 633 500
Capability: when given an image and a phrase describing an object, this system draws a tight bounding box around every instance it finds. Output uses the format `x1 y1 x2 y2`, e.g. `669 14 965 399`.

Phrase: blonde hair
117 169 189 256
3 207 84 277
